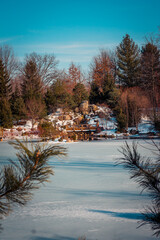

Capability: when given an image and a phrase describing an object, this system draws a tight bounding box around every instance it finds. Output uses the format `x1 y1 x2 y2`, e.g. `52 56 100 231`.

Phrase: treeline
0 33 160 131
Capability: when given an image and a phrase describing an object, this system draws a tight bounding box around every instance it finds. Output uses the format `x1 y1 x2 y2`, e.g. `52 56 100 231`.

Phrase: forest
0 33 160 132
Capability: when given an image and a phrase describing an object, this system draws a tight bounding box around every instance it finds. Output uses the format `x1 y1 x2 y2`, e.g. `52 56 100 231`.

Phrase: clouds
13 41 118 70
0 37 15 44
0 0 159 72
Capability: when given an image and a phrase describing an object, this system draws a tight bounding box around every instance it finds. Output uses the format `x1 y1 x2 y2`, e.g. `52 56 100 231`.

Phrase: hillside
1 102 159 142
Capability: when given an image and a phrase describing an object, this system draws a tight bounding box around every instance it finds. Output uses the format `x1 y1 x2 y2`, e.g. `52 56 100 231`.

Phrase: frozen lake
0 140 157 240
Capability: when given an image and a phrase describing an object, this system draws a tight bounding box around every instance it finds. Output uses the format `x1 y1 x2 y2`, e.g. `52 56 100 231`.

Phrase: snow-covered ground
2 105 158 141
0 140 157 240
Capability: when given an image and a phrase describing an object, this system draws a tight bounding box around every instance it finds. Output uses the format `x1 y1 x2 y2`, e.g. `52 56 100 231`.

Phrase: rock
147 132 156 136
64 115 71 120
123 133 129 136
58 116 64 121
130 129 139 135
74 116 83 124
25 120 32 128
75 107 79 113
55 108 63 115
97 111 105 118
79 101 89 114
92 104 98 112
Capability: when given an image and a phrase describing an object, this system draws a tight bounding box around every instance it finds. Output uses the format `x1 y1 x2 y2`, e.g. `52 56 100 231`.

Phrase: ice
0 140 157 240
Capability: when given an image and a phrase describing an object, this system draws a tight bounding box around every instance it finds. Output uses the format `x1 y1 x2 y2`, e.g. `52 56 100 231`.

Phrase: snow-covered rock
25 120 32 128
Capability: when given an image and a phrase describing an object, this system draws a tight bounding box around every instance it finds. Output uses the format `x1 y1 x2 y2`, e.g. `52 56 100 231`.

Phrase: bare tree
89 49 116 104
121 87 150 130
63 62 85 94
89 49 115 90
0 45 19 79
26 98 46 128
24 52 59 86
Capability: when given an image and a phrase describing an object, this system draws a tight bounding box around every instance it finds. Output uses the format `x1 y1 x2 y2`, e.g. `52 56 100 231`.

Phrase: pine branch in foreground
117 141 160 237
0 139 67 217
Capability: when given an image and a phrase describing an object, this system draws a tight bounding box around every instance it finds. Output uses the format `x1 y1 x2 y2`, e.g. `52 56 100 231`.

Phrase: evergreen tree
73 83 88 106
102 73 115 103
38 122 59 139
117 34 140 87
0 59 12 127
10 84 26 123
140 42 160 120
21 60 42 102
107 87 121 109
21 60 47 125
89 81 102 104
45 88 57 114
118 141 160 237
0 98 13 128
89 50 116 104
0 139 66 217
25 52 59 86
50 79 74 109
0 59 11 99
115 106 127 132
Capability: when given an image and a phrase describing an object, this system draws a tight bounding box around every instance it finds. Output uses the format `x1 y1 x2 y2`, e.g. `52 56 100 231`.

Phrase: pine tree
21 60 42 102
45 88 57 114
25 52 59 86
89 81 102 104
102 73 115 102
73 83 88 106
117 34 140 87
140 42 160 120
0 59 11 99
0 59 12 128
50 79 74 109
0 98 13 128
0 139 66 217
107 87 121 109
38 122 59 139
20 52 58 121
118 141 160 237
21 60 46 125
10 84 26 123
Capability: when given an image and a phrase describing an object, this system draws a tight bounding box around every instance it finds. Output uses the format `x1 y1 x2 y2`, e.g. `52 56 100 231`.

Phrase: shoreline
1 135 160 143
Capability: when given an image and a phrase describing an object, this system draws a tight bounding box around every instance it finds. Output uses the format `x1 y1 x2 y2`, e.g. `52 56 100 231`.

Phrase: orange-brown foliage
90 50 115 89
64 63 84 94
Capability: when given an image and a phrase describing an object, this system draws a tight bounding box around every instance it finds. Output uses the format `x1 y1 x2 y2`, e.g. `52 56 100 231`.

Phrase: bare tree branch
25 52 59 86
0 45 19 79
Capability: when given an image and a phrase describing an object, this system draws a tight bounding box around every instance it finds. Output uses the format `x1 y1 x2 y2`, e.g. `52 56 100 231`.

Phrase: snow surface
0 140 157 240
2 105 158 141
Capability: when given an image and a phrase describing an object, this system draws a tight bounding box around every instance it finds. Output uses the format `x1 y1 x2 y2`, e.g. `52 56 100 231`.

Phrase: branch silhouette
117 141 160 237
0 139 67 217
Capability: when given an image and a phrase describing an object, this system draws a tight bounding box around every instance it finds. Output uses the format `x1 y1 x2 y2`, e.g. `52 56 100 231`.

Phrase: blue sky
0 0 159 70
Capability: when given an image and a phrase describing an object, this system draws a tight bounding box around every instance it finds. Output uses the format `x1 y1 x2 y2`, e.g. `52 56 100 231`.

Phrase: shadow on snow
88 209 144 220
